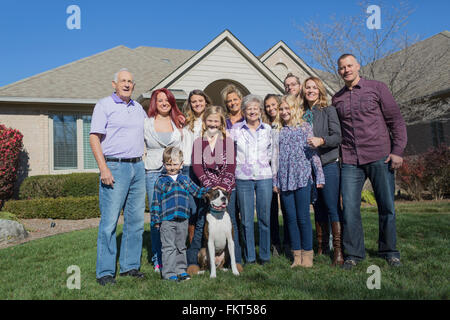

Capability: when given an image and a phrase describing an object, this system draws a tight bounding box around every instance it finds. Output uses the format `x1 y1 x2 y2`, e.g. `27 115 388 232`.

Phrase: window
52 115 77 170
431 121 445 147
82 115 97 169
51 113 97 171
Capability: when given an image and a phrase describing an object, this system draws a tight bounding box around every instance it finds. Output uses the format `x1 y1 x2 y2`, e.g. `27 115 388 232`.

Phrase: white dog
198 189 240 278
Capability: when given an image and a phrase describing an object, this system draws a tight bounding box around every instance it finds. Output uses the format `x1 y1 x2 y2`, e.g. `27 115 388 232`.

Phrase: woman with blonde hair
272 94 325 268
262 94 290 256
221 84 245 129
302 76 343 266
181 89 212 243
186 105 243 275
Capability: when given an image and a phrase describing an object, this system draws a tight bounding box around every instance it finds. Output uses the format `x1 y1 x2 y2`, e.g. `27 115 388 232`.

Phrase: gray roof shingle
0 45 196 100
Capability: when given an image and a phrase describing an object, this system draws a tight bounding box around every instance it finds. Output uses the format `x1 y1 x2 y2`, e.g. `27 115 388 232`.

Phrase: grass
0 201 449 300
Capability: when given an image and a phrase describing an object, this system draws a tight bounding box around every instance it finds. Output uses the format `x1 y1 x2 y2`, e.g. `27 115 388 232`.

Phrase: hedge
4 196 100 219
18 173 99 200
4 196 150 220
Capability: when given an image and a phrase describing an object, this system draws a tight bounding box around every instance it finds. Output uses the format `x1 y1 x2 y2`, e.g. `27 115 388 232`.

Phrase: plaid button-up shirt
150 174 208 226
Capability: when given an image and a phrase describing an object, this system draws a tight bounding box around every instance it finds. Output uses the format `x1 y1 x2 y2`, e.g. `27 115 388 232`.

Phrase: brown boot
315 221 330 255
188 224 195 244
331 222 344 266
315 221 323 255
291 250 302 268
236 263 244 273
301 250 314 267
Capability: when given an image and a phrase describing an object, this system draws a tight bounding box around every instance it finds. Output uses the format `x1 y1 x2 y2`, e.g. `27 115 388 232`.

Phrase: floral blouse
272 122 325 191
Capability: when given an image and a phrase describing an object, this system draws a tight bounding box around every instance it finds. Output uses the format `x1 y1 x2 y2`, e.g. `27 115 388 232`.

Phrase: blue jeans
187 189 242 265
96 160 146 279
236 179 272 262
341 156 399 261
183 166 200 226
146 170 163 267
313 161 342 223
280 183 313 251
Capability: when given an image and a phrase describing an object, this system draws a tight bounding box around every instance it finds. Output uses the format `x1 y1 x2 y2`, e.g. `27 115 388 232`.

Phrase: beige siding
170 41 281 95
263 48 311 83
0 105 49 176
0 103 96 179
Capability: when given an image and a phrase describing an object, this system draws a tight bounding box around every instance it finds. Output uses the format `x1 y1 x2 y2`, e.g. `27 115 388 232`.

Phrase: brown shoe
300 250 314 268
187 264 200 275
331 222 344 266
291 250 302 268
236 263 244 273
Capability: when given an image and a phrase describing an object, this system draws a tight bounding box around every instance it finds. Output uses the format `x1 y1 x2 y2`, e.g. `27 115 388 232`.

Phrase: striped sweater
150 174 208 226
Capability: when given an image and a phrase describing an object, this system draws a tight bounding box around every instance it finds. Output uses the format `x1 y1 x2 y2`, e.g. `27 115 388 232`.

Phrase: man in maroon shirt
332 54 407 269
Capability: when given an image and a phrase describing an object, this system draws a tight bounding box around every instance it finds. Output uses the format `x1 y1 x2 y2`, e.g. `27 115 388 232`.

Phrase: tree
296 0 449 125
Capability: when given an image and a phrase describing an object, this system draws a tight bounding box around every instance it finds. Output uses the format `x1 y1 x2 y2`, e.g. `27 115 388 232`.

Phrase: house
1 29 448 187
0 30 329 183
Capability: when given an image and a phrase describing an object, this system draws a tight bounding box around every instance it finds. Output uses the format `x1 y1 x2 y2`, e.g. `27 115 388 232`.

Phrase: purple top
90 93 147 158
332 77 407 165
272 123 325 191
226 116 245 130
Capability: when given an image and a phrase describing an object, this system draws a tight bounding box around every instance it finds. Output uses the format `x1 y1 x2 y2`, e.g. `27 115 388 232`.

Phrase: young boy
151 146 209 282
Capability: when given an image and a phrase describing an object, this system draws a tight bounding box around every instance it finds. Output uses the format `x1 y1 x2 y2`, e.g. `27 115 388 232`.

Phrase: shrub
0 211 20 222
4 196 100 219
361 190 376 205
396 155 425 200
19 173 99 199
422 144 450 200
0 125 23 207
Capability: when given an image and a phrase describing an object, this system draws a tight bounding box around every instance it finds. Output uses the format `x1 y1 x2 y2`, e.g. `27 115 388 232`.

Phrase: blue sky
0 0 448 87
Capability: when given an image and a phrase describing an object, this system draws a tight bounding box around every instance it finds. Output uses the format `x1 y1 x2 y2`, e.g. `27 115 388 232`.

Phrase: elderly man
90 68 147 285
332 54 407 269
283 72 302 97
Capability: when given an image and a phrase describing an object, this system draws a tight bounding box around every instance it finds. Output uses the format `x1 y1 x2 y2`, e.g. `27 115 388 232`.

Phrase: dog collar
210 206 226 218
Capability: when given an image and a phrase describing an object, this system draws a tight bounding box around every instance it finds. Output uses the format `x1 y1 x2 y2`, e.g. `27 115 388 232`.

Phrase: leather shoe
119 269 145 278
97 275 116 286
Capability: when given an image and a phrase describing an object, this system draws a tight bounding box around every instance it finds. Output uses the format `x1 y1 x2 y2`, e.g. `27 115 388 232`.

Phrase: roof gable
143 30 285 97
260 41 336 95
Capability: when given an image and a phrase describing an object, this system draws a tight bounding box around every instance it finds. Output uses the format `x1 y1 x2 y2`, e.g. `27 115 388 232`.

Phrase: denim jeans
280 183 313 251
183 166 200 226
270 192 290 247
313 161 342 223
236 179 272 262
96 160 146 279
341 156 399 261
187 189 242 265
146 170 163 267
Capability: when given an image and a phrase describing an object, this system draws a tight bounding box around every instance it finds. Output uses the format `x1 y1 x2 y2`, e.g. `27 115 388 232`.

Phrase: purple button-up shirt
90 93 147 158
332 77 407 165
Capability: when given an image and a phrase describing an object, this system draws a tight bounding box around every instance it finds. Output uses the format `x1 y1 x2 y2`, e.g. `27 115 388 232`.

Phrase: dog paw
232 271 240 276
210 274 217 278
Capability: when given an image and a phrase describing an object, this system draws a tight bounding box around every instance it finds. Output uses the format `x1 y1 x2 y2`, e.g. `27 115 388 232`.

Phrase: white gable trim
145 30 285 95
260 41 335 95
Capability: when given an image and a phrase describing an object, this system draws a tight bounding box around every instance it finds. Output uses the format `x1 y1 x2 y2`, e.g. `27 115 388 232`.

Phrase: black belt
105 157 142 163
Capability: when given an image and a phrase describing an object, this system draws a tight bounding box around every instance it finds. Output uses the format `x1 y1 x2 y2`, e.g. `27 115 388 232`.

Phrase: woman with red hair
144 88 186 273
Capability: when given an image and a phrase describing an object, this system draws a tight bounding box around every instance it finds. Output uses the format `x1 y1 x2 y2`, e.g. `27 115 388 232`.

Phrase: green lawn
0 201 449 300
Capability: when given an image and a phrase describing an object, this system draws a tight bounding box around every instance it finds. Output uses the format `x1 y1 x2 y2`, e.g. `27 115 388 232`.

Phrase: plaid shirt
150 174 208 226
